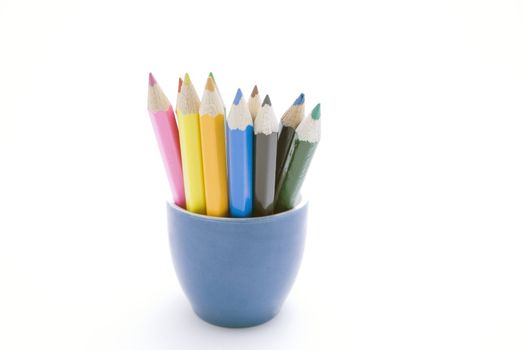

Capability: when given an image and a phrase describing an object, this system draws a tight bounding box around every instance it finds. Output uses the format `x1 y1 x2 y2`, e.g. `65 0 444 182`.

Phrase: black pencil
275 93 305 187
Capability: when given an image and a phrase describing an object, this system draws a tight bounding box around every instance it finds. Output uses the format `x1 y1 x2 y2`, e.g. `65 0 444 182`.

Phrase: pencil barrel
254 132 278 216
178 113 206 214
200 114 228 217
275 126 296 186
227 125 254 217
275 140 318 212
149 107 186 208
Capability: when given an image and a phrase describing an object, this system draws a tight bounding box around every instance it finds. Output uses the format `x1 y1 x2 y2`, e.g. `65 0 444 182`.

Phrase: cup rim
167 197 307 224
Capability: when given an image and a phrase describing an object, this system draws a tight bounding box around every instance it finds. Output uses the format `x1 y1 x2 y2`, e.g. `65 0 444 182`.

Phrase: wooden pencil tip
148 72 156 86
233 88 243 105
184 73 191 85
311 103 321 120
262 94 271 107
209 72 215 81
250 85 259 97
205 76 215 91
293 93 305 106
177 77 183 93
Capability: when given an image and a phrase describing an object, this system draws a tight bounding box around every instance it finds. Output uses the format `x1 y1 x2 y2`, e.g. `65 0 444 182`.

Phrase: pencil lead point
148 72 157 86
205 76 215 91
184 73 191 85
233 88 243 105
209 72 215 81
250 85 259 97
294 93 305 106
177 77 183 93
262 95 271 107
311 103 321 120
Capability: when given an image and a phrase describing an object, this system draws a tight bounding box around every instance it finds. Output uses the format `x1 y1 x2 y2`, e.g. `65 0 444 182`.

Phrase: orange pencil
199 76 228 216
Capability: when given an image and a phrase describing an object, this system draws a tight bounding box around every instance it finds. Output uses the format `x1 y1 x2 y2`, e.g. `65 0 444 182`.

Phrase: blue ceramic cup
167 199 308 328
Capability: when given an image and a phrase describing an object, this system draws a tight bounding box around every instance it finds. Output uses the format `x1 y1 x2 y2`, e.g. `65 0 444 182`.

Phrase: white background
1 0 523 349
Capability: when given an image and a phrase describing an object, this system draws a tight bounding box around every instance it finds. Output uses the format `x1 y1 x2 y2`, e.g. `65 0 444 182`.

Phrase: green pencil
275 103 321 212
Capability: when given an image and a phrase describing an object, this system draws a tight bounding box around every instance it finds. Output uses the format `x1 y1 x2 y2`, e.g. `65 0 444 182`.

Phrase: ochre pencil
199 77 228 217
248 85 261 121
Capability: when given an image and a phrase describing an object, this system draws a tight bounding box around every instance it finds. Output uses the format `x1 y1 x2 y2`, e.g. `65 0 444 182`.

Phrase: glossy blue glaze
167 200 308 328
227 125 253 217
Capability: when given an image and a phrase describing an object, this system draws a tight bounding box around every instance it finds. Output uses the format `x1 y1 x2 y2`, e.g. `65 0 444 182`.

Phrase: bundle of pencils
147 72 321 218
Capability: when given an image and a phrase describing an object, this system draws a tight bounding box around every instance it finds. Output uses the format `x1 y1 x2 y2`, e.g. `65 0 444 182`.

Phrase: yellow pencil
199 76 228 217
176 73 206 214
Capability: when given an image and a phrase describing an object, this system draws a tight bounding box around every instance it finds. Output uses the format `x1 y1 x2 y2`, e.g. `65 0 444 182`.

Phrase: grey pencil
253 95 279 216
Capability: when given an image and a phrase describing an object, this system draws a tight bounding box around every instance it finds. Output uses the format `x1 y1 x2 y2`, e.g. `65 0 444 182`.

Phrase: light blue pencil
227 89 254 217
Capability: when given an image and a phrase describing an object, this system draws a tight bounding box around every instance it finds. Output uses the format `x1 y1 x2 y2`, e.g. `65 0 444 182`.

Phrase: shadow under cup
167 199 308 328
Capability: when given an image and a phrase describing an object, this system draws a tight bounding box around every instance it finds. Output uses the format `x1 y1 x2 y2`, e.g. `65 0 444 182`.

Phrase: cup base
193 307 279 328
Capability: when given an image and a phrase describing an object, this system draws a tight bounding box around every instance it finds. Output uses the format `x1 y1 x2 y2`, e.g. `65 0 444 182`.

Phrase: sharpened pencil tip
205 76 215 91
148 72 156 86
233 88 243 105
250 85 259 97
293 93 305 106
209 72 215 80
184 73 191 85
311 103 321 120
262 95 271 107
177 78 183 93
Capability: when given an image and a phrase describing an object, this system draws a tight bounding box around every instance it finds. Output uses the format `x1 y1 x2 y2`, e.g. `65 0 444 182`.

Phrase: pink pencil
147 73 186 208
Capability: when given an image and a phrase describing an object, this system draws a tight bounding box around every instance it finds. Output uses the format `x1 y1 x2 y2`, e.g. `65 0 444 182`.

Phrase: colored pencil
227 88 254 217
248 85 261 120
275 93 305 187
253 95 279 216
176 73 206 214
275 103 321 212
147 73 186 208
199 76 228 217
